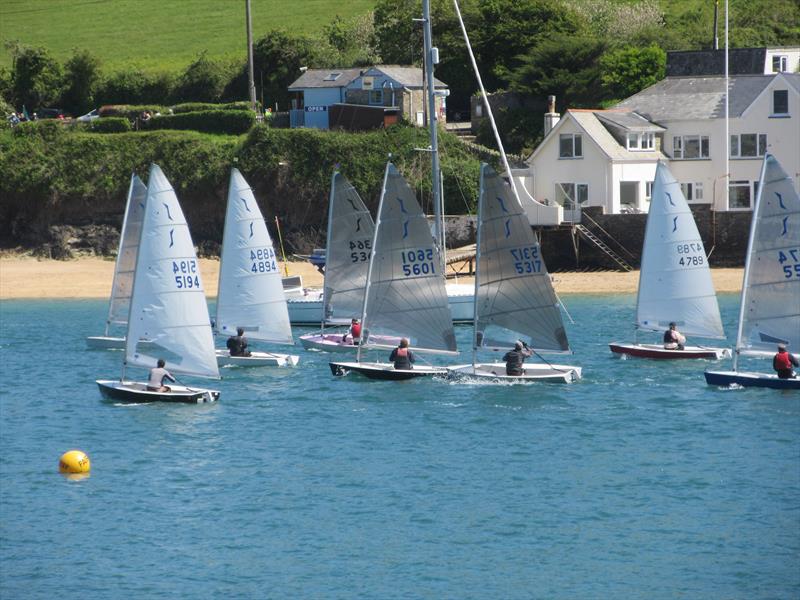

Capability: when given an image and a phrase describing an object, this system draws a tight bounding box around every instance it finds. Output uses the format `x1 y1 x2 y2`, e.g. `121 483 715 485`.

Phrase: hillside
0 0 374 72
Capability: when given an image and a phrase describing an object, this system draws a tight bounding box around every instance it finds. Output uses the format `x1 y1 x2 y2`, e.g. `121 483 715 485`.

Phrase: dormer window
772 55 788 73
323 72 342 81
627 132 654 151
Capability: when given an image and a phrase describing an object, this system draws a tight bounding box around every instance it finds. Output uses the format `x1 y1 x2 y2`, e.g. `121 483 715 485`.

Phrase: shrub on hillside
142 110 256 134
171 101 253 114
86 117 131 133
96 69 174 106
99 105 168 119
11 119 65 140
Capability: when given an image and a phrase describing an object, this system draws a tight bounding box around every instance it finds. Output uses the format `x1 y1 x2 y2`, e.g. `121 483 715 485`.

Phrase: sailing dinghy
705 154 800 389
214 168 299 367
609 162 730 359
299 170 399 353
329 163 457 380
447 165 581 383
86 174 152 350
96 164 220 403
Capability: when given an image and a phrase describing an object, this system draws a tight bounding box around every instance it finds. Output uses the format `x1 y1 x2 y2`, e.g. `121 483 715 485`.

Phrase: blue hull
704 370 800 390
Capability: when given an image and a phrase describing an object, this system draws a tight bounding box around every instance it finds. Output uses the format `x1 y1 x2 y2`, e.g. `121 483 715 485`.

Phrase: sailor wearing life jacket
773 343 799 379
343 318 362 345
663 322 686 350
389 338 415 370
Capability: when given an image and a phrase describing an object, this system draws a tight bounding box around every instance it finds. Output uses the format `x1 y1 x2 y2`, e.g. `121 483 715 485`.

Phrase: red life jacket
351 323 362 338
396 347 408 358
774 351 792 371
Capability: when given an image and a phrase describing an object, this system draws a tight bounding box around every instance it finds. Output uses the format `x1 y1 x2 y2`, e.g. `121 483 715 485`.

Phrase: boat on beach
214 168 299 367
705 154 800 390
96 164 220 403
609 161 730 360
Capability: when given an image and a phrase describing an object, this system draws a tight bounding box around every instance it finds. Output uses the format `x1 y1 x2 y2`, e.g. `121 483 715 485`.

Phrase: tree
324 13 380 67
96 69 174 105
60 49 101 115
9 45 63 111
599 44 665 102
172 52 227 104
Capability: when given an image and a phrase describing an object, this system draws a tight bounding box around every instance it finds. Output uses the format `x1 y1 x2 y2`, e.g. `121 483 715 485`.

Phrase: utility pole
246 0 257 112
422 0 444 259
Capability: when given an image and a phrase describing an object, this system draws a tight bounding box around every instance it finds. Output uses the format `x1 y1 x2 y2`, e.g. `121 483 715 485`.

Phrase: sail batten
215 168 293 345
125 164 219 379
636 162 725 339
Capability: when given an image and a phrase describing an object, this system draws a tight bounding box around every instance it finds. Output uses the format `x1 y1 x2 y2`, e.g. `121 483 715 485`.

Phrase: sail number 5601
173 259 200 289
510 246 542 274
779 248 800 279
401 249 435 276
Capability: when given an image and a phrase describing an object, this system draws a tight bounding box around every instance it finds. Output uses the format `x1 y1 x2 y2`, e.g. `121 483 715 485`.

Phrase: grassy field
0 0 375 72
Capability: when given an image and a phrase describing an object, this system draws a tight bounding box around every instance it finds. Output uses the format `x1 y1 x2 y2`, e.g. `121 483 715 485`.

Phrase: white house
525 65 799 219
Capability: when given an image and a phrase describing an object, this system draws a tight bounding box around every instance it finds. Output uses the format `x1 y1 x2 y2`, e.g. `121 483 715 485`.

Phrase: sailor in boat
663 322 686 351
503 341 533 376
226 327 252 357
147 359 176 392
773 343 799 379
389 338 415 370
342 318 362 345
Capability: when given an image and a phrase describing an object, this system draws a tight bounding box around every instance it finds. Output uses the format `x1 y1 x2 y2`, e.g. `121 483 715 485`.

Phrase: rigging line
530 348 571 374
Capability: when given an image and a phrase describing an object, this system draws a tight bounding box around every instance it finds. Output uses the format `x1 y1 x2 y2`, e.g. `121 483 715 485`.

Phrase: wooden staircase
574 224 634 272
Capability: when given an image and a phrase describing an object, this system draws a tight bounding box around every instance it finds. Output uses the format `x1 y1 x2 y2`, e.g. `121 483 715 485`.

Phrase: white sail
475 164 569 352
636 161 725 339
106 174 147 329
736 154 800 356
125 164 219 378
322 171 375 325
215 168 293 345
361 163 457 353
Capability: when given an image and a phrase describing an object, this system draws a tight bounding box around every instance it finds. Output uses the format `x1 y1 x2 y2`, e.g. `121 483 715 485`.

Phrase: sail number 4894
250 247 277 273
779 248 800 279
401 249 435 276
510 246 542 274
173 259 200 289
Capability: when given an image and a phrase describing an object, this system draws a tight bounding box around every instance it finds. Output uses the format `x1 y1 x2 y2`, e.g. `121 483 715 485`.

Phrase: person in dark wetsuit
773 343 799 379
389 338 415 370
226 327 252 357
503 341 532 376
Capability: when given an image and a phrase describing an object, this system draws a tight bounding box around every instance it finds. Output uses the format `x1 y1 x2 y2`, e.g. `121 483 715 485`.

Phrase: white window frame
728 180 753 210
673 135 710 159
555 182 588 209
680 182 705 203
730 133 768 158
645 181 653 201
641 132 655 150
773 90 789 115
772 55 788 73
559 133 583 159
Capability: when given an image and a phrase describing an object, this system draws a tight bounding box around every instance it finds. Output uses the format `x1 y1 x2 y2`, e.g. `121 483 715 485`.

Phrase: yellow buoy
59 450 91 474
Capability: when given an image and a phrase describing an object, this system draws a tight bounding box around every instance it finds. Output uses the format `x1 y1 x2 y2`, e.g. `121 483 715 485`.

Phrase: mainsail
475 164 569 352
636 161 725 338
736 154 800 357
215 168 293 345
360 163 457 353
106 174 147 332
322 171 375 325
125 164 219 378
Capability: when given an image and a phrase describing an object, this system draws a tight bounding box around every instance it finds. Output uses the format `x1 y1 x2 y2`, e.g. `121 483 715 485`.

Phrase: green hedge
86 117 131 133
142 110 256 135
99 105 169 119
171 101 253 114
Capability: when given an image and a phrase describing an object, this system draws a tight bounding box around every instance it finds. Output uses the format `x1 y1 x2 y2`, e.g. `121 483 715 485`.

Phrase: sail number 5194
401 249 435 276
779 248 800 279
173 259 200 289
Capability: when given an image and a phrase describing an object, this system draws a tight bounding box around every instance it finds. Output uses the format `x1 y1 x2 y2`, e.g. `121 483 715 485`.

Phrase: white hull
298 332 402 353
86 336 155 350
287 284 475 325
609 342 731 360
215 349 299 367
447 362 582 383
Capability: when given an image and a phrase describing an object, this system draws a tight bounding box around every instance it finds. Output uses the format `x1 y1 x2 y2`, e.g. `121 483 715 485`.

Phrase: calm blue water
0 294 798 599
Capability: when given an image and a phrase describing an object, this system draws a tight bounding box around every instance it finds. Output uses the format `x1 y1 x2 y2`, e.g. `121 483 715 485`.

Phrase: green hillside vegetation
0 0 374 72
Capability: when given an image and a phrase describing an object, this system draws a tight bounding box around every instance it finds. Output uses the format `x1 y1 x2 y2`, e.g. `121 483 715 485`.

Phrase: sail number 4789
510 246 542 274
401 249 435 276
779 248 800 279
173 259 200 289
676 243 704 267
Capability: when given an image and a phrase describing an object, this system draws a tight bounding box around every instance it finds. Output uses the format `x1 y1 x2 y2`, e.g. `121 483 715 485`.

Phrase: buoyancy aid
774 351 792 371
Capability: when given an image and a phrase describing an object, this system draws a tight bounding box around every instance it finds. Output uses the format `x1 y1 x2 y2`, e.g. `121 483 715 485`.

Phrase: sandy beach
0 255 743 299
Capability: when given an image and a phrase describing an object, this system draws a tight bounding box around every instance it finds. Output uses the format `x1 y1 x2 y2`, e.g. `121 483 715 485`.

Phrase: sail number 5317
779 248 800 279
510 246 542 274
401 249 435 276
173 259 200 289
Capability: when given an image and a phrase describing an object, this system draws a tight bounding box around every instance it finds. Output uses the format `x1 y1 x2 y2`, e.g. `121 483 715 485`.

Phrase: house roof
361 65 448 89
595 110 665 133
614 74 800 122
288 68 363 90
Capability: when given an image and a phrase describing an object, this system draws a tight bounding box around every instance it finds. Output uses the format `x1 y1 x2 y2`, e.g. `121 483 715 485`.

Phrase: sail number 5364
173 259 200 289
349 239 371 263
511 246 542 274
779 248 800 279
401 249 435 276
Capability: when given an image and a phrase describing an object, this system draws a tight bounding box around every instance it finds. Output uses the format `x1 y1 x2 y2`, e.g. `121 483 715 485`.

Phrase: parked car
76 109 100 122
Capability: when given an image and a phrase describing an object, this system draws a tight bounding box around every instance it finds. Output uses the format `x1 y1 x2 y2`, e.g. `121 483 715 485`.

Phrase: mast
320 169 339 332
471 168 485 370
422 0 444 264
723 0 729 210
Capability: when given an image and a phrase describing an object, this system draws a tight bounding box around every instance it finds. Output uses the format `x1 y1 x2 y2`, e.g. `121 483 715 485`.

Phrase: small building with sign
288 65 448 130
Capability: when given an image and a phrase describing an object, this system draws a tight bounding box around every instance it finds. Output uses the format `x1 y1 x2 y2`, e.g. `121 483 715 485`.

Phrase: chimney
544 95 560 136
